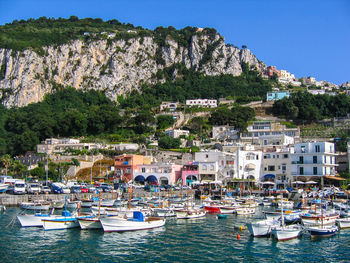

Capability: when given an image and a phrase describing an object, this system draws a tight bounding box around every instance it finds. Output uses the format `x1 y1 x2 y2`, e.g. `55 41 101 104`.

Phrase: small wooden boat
175 208 206 219
217 214 227 219
236 207 255 215
336 217 350 229
247 219 280 237
21 201 51 210
100 211 165 232
306 224 338 237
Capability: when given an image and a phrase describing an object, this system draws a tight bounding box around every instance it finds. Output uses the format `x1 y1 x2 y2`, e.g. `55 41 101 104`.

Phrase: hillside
0 17 265 108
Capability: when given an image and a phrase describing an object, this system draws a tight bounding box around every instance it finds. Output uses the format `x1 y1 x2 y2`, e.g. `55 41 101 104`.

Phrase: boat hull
17 214 51 227
100 216 165 232
247 221 277 237
175 210 206 219
42 217 80 230
307 225 338 237
336 218 350 229
271 226 302 241
78 217 102 229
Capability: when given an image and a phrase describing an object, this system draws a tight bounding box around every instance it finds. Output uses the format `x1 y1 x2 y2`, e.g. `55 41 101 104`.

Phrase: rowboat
247 219 280 237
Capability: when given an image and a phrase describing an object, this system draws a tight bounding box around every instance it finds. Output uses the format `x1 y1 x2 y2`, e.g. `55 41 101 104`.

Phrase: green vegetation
119 63 273 110
273 91 350 123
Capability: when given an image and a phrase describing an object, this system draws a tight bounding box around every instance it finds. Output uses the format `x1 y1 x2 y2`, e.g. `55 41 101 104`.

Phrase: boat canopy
134 175 146 182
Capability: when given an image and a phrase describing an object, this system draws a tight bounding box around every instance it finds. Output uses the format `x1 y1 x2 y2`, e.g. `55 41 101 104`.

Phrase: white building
235 147 262 183
212 126 239 141
160 102 177 111
291 142 338 186
164 129 190 138
185 99 217 108
279 70 295 82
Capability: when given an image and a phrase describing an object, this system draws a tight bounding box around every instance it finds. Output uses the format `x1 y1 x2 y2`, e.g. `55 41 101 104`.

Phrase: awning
304 181 318 184
134 175 145 182
146 175 158 183
325 176 346 181
262 182 275 185
264 174 275 179
210 181 222 184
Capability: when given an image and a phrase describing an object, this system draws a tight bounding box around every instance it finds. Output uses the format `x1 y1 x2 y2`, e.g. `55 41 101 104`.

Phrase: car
71 185 82 194
100 183 112 192
80 186 89 193
87 184 96 193
26 183 41 194
41 185 51 194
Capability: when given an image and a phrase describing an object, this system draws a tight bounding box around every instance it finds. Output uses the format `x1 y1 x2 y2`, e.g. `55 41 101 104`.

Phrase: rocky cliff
0 32 265 108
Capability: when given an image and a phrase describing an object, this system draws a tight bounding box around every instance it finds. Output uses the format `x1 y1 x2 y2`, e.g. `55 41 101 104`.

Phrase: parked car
87 184 96 193
100 183 112 192
71 186 82 194
26 183 41 194
80 186 89 193
41 185 51 194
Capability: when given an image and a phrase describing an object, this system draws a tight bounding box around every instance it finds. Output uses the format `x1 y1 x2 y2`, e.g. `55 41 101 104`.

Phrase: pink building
181 164 199 186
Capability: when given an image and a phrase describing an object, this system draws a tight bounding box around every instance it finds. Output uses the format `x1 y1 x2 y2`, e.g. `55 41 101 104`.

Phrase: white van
14 180 26 195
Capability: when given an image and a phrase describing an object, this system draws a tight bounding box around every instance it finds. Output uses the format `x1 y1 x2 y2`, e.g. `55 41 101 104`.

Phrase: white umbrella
292 181 304 184
210 181 222 184
305 181 318 184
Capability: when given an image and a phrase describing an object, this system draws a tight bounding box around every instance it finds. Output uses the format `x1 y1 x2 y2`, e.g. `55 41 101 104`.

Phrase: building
37 138 98 155
133 163 182 185
160 102 178 112
266 91 290 101
257 134 294 146
14 152 46 170
291 142 338 186
234 146 262 183
261 147 293 188
240 121 300 144
164 129 190 138
185 99 217 108
180 163 199 186
212 126 239 141
279 70 295 82
265 66 281 78
114 154 144 182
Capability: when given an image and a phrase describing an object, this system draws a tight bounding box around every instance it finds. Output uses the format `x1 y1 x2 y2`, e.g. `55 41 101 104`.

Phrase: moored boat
21 201 51 210
100 211 165 232
246 219 280 237
271 225 302 241
306 224 338 237
175 208 206 219
336 217 350 229
17 212 52 227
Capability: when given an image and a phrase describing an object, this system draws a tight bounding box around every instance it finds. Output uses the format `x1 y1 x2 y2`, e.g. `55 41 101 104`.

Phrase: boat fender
237 233 240 240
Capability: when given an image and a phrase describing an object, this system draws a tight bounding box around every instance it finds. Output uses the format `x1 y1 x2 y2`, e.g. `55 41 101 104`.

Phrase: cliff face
0 33 265 108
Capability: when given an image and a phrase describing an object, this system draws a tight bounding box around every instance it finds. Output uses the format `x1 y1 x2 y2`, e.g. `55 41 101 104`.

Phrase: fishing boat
17 211 53 227
336 217 350 229
78 215 103 230
271 202 302 241
100 211 165 232
301 210 339 226
154 207 176 217
305 199 339 237
236 206 255 215
21 201 51 210
246 219 280 237
175 208 206 219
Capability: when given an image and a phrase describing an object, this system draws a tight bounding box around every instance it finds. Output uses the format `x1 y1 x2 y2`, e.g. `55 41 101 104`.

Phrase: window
313 156 317 164
268 166 275 171
299 156 304 164
126 168 131 174
315 145 320 152
282 165 286 172
210 165 215 171
324 156 327 163
300 167 304 175
202 164 207 170
301 146 306 153
141 168 146 173
283 154 288 159
313 167 318 175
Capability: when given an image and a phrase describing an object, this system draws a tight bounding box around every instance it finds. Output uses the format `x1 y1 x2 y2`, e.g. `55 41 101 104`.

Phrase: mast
98 191 101 217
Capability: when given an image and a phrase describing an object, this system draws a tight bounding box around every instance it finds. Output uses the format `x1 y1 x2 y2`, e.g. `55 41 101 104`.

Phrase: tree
0 154 12 176
158 135 181 149
156 115 175 130
10 160 27 178
241 45 247 49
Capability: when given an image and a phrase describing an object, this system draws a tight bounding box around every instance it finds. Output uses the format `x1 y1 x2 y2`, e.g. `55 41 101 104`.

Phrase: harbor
1 205 350 262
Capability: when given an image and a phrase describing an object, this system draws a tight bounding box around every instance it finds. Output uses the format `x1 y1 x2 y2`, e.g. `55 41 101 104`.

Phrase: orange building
114 154 144 182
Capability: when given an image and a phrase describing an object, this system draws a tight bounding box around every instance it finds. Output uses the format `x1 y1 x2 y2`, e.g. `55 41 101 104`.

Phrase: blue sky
0 0 349 84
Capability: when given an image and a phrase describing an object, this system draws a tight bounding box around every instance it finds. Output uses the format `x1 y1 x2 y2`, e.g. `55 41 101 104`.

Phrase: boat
217 214 227 219
50 200 65 209
0 183 9 193
271 201 302 241
92 198 115 207
78 215 103 230
42 210 92 230
301 210 339 226
236 207 255 215
246 219 280 237
154 207 176 217
81 199 93 208
100 211 165 232
21 201 51 210
17 211 53 227
0 205 5 212
306 224 338 237
336 217 350 229
305 199 339 237
175 207 206 219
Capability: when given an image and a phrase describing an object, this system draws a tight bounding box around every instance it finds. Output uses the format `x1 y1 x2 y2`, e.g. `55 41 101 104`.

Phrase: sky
0 0 349 85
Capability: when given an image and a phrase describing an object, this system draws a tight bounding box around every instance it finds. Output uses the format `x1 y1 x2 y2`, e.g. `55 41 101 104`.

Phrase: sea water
0 207 349 263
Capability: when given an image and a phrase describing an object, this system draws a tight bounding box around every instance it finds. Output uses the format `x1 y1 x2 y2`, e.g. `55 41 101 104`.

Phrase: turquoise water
0 207 349 263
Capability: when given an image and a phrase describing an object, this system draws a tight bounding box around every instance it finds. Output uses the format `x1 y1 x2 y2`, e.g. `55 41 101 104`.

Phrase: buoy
237 233 240 240
240 226 243 231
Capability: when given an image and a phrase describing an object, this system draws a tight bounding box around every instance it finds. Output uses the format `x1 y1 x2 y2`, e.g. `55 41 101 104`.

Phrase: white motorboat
336 217 350 229
92 199 115 207
81 199 93 208
154 207 176 217
301 211 339 226
246 219 280 237
100 211 165 232
277 200 294 209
